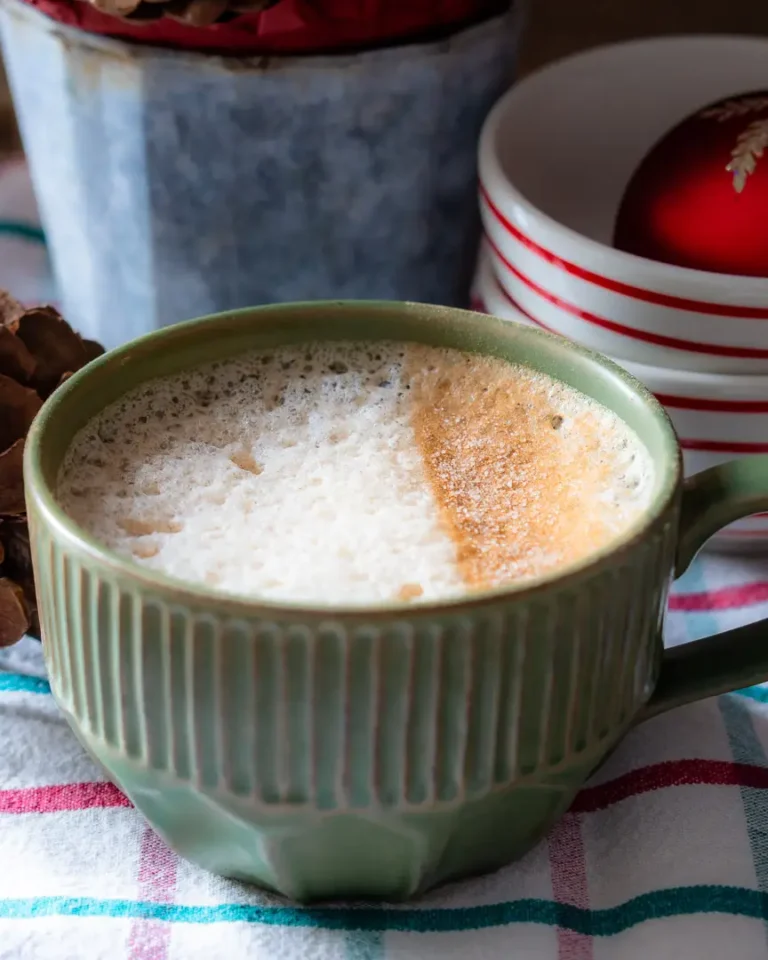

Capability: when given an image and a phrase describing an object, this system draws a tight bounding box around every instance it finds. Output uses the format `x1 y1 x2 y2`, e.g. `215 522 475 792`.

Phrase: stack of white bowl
473 36 768 551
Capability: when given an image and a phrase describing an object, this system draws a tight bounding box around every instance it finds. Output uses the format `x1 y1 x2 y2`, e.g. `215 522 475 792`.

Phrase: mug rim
24 300 682 619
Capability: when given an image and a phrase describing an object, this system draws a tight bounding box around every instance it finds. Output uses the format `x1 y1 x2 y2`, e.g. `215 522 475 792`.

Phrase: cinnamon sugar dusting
406 346 651 590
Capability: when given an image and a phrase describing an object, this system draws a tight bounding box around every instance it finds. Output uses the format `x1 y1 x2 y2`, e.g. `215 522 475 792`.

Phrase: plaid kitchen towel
3 156 768 960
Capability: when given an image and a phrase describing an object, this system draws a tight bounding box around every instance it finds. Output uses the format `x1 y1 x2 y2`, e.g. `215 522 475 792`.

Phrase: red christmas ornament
614 90 768 277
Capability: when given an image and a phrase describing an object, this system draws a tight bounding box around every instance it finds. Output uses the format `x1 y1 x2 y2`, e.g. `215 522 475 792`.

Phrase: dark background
3 0 768 155
519 0 768 73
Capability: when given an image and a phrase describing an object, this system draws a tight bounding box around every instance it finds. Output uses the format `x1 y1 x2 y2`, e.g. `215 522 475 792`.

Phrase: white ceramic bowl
479 36 768 375
471 246 768 550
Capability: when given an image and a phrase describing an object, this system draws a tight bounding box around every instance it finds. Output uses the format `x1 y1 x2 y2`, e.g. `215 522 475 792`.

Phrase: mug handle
640 455 768 722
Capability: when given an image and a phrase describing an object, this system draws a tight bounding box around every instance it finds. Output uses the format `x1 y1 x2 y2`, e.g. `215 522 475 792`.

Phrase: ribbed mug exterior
29 501 677 901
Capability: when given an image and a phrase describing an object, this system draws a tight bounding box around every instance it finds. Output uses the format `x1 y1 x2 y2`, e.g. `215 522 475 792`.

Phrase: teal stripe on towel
0 220 46 245
1 886 768 934
0 673 50 695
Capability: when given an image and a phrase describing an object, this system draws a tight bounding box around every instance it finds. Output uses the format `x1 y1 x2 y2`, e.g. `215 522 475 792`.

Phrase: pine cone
87 0 279 28
0 291 104 647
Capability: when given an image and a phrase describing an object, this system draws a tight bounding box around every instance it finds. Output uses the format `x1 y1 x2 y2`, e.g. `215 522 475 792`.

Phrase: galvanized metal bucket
0 0 520 348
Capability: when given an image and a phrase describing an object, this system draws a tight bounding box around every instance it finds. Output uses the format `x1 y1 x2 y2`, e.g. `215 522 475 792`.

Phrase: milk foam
57 341 655 604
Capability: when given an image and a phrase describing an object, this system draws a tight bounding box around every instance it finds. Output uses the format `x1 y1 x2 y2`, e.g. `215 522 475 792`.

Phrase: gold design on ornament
726 118 768 193
702 96 768 122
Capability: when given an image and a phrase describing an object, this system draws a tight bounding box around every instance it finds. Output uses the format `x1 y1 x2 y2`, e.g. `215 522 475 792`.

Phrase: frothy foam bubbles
57 341 655 604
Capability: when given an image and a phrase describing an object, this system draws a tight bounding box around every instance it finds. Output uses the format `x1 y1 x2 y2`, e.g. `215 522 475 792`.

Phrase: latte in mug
57 341 654 604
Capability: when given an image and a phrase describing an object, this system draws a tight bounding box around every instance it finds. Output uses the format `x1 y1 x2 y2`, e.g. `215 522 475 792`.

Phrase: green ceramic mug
24 302 768 903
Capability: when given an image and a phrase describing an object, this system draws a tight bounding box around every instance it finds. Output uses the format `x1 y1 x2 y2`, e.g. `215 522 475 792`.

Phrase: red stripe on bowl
484 233 768 359
679 439 768 454
654 394 768 414
715 529 768 538
480 183 768 320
